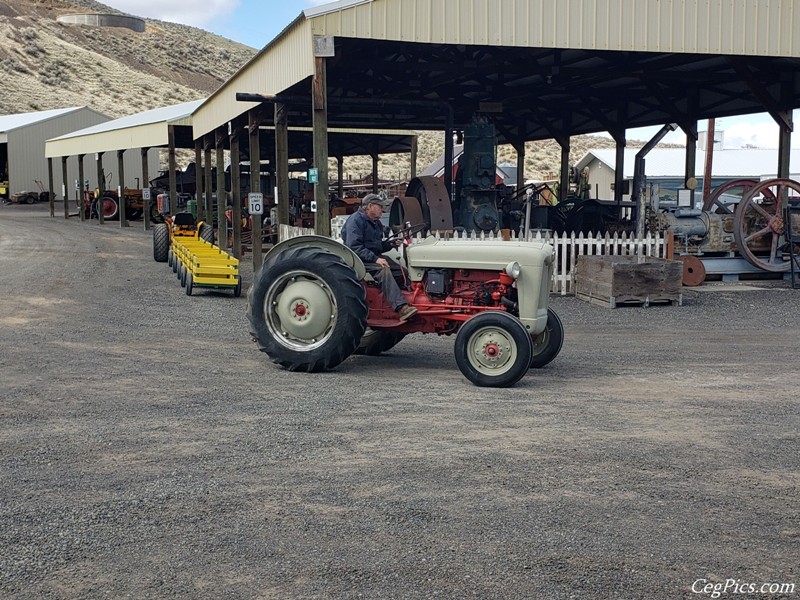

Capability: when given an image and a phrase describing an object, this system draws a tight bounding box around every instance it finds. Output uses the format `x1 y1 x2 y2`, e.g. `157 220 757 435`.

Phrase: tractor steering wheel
387 222 427 244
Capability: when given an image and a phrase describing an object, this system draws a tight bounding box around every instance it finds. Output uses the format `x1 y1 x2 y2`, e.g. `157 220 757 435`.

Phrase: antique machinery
656 177 800 281
453 115 511 232
399 114 512 234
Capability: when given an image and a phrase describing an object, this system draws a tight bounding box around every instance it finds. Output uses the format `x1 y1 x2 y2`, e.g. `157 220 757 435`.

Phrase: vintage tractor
151 212 215 263
247 228 563 387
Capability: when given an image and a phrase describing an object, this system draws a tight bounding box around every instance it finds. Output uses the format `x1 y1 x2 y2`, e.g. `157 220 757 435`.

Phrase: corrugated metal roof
304 0 373 18
576 148 800 179
307 0 800 56
50 100 204 142
0 107 85 133
193 0 800 139
45 100 204 158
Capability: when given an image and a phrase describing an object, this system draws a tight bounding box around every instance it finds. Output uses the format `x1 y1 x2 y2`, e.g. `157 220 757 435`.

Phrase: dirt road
1 203 797 599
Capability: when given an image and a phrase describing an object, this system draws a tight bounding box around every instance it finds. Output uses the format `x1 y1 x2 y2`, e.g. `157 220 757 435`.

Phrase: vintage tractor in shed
151 212 215 263
91 187 158 221
247 227 563 387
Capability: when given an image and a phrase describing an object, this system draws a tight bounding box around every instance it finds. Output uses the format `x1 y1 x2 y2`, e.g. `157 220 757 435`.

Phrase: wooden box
574 255 683 308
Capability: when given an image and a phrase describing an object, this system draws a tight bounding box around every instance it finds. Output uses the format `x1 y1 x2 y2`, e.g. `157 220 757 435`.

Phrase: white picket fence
278 224 668 296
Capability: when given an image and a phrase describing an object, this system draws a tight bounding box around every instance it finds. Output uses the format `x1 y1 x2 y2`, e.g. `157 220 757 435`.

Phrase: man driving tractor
341 194 418 321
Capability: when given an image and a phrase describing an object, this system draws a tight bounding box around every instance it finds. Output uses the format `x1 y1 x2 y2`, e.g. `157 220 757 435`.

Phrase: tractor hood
406 236 554 334
406 236 553 276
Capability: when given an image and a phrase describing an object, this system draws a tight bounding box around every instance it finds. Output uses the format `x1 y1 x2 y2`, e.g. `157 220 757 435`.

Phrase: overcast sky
100 0 326 49
99 0 797 150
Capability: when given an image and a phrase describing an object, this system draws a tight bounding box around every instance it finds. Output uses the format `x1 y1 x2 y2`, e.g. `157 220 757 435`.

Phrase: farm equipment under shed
656 177 800 281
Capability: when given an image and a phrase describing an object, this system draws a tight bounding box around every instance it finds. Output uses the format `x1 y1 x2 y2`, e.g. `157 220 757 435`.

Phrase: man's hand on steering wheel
386 222 427 244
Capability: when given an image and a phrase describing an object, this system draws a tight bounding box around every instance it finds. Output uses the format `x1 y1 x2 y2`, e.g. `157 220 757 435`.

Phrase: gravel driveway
1 203 798 599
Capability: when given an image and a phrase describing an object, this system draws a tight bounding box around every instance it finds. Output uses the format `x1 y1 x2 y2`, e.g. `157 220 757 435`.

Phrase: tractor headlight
505 261 521 279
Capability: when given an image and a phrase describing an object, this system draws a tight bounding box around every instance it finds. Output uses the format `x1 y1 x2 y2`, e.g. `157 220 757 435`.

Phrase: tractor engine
455 115 511 233
424 268 515 309
656 208 737 254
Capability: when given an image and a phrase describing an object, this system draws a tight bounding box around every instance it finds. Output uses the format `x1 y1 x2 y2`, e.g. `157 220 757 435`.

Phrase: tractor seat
173 212 196 228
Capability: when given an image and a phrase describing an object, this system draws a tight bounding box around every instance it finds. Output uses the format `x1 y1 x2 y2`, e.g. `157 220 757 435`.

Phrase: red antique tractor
247 227 563 387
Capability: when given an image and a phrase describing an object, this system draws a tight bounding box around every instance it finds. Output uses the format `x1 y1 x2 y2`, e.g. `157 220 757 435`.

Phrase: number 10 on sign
248 192 264 215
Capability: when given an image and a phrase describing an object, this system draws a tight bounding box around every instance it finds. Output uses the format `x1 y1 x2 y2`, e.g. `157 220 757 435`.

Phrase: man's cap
362 193 390 208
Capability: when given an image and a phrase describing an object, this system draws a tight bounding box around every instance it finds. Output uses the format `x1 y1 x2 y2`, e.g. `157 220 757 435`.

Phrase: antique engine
454 115 511 232
656 208 737 255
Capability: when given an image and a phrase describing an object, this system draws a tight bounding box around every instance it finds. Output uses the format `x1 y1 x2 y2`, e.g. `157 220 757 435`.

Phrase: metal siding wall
8 109 107 196
193 20 315 138
309 0 799 56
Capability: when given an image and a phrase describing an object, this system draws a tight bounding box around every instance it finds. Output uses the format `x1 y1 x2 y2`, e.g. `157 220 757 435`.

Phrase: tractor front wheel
247 247 367 372
152 223 169 262
529 308 564 369
454 312 533 388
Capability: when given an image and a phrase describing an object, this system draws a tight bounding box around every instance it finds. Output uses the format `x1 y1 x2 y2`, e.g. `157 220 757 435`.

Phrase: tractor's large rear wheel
152 223 169 262
247 247 367 372
529 308 564 369
454 312 533 387
354 328 405 356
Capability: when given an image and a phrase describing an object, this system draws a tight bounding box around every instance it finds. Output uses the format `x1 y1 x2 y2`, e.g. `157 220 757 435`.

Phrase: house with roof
575 148 800 204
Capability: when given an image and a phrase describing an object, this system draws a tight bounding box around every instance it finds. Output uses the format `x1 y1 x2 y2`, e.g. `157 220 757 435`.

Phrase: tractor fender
262 235 366 280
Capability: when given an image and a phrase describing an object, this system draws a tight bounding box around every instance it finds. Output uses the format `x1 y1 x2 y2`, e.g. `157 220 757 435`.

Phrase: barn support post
61 156 69 220
204 138 213 227
117 149 127 228
410 135 418 180
230 124 242 259
215 128 227 252
371 153 379 194
444 113 454 201
194 140 204 221
249 109 263 270
96 152 105 224
337 156 344 200
702 118 715 203
516 144 526 192
777 110 792 181
168 125 177 215
141 147 151 231
312 55 330 236
275 102 290 228
613 134 626 205
47 157 55 218
558 140 570 206
683 124 698 208
77 154 85 222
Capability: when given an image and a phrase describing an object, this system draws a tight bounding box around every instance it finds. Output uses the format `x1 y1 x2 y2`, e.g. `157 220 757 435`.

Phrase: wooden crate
574 255 683 308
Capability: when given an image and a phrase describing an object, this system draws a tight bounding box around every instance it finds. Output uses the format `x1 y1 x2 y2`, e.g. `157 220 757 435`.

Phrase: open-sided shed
192 0 800 235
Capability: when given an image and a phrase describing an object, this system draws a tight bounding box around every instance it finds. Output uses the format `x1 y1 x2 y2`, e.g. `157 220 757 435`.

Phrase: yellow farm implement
152 211 240 297
169 238 240 296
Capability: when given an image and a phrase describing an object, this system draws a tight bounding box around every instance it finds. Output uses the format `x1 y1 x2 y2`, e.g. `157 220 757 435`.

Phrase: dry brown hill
0 0 255 117
0 0 681 180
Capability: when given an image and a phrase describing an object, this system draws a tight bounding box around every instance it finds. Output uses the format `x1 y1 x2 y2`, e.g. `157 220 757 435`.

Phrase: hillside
0 0 681 181
0 0 255 117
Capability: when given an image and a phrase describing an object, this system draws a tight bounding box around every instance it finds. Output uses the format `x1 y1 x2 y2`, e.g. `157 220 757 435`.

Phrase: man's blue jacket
341 209 391 264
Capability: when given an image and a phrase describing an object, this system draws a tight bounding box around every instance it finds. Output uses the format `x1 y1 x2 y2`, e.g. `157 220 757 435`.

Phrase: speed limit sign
248 192 264 215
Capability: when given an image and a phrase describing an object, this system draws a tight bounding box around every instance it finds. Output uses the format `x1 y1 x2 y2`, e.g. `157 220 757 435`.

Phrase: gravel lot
1 203 798 600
